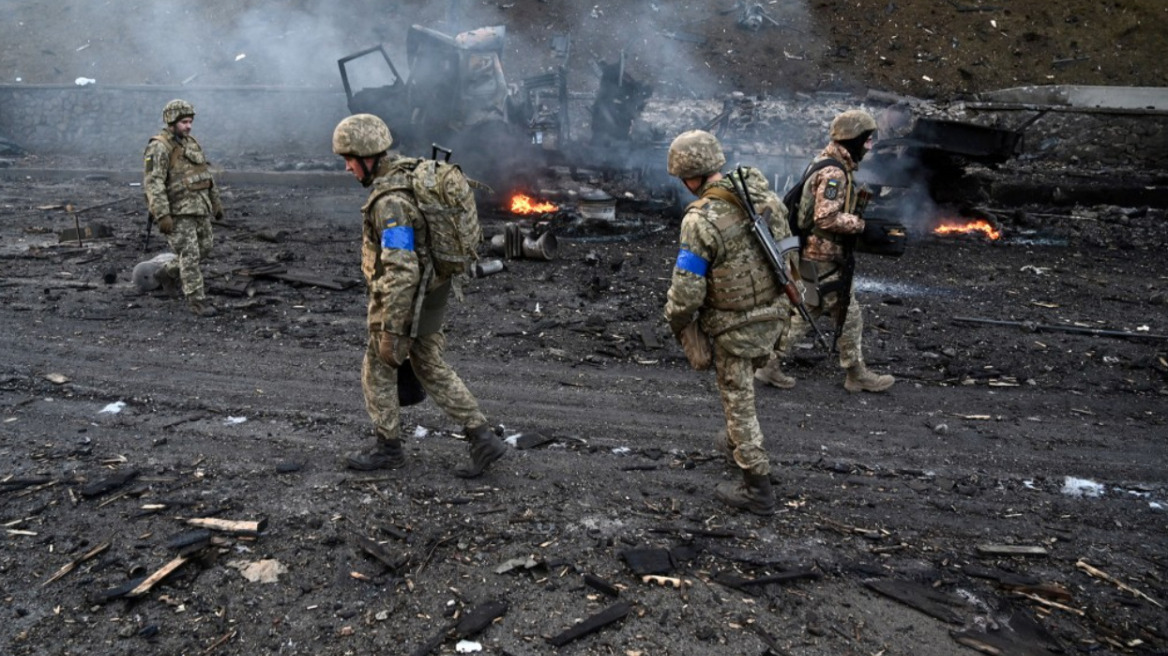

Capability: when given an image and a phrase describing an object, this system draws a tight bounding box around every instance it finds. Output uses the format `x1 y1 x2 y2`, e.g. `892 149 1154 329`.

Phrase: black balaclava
839 130 875 163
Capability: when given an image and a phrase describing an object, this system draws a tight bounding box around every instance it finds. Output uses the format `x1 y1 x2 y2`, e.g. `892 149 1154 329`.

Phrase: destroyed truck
338 23 660 196
338 24 540 190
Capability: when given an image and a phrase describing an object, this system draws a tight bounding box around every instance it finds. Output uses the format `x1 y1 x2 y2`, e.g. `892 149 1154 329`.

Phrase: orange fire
509 193 558 215
933 219 1002 240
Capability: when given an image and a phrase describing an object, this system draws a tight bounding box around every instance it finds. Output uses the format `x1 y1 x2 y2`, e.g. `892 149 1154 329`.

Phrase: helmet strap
358 154 383 186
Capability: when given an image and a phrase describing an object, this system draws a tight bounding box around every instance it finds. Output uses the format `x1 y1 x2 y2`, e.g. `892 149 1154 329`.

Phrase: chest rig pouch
155 136 214 196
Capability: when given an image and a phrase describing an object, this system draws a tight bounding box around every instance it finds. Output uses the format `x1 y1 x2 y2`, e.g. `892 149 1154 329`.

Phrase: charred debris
334 21 1168 255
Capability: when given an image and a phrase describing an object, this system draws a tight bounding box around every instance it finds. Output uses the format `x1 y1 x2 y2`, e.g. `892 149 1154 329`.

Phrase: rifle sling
700 185 747 214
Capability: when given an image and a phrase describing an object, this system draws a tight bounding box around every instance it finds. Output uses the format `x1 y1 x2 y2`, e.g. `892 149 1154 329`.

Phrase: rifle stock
730 168 832 351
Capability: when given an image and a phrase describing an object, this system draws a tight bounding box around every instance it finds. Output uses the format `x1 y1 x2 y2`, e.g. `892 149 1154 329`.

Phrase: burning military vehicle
338 23 660 196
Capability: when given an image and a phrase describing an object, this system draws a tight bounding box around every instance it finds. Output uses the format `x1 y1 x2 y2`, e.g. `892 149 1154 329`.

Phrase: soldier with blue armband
333 114 506 478
663 130 788 516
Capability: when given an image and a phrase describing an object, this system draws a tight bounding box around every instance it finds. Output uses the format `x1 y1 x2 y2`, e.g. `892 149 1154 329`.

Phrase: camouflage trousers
778 261 864 369
162 214 213 301
361 329 487 443
714 341 771 477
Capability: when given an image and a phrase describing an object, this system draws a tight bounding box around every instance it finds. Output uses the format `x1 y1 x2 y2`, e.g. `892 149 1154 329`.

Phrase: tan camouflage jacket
361 157 444 334
664 173 786 357
799 141 865 263
143 131 221 220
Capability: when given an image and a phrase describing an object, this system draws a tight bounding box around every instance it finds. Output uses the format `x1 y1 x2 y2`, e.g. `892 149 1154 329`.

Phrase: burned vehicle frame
337 25 533 190
337 24 673 202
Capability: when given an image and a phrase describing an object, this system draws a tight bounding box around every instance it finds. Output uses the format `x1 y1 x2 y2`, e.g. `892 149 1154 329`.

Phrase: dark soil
2 2 1167 656
3 172 1167 655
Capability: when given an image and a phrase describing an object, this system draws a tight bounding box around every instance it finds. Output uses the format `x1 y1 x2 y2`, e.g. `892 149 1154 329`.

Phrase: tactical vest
689 184 779 312
148 134 215 205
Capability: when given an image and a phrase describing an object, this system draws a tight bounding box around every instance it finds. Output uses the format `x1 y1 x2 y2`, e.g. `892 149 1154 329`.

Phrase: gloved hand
214 210 224 221
156 214 175 235
377 331 412 368
678 322 712 371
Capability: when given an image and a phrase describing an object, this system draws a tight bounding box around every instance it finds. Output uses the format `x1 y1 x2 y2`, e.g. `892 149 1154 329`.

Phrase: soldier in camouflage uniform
663 130 788 516
759 109 894 393
332 113 506 477
143 99 222 317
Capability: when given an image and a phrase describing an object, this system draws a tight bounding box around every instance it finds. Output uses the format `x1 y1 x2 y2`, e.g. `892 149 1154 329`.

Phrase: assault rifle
141 212 154 253
831 186 875 351
729 167 831 351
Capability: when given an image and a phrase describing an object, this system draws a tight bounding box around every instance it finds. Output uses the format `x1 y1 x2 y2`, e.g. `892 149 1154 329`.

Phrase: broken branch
42 540 110 586
1076 559 1163 608
1014 591 1086 616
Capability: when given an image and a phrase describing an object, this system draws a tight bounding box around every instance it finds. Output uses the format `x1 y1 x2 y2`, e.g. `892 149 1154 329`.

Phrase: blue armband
675 248 708 277
381 225 415 251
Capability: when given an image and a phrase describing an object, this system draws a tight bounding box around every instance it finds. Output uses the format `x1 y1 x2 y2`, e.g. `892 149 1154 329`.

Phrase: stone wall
0 84 348 165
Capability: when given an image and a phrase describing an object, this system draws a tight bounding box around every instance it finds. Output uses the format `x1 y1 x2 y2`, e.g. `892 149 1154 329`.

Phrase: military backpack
781 157 844 252
371 156 483 279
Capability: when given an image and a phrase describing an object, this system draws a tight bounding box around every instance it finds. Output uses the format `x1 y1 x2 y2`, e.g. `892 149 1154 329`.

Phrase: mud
2 164 1167 655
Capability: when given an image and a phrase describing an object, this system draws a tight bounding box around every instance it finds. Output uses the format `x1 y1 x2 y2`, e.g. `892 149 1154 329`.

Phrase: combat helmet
829 109 878 142
162 99 195 125
332 114 393 157
667 130 726 179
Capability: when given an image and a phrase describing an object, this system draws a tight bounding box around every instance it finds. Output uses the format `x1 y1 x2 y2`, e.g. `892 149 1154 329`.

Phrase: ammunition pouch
679 322 712 371
707 265 779 312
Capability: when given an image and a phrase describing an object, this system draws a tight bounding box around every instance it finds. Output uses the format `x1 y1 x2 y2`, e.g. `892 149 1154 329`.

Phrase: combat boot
712 429 735 465
345 439 406 471
754 358 795 389
844 363 894 393
715 470 776 516
188 299 219 318
455 424 507 478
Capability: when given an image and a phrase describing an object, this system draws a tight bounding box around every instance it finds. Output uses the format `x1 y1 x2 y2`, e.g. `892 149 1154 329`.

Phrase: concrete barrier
0 83 348 163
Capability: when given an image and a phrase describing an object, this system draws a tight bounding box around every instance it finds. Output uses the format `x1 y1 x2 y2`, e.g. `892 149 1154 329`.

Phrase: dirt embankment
1 0 1164 98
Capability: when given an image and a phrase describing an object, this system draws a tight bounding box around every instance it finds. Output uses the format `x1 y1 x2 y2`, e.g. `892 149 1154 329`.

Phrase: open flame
509 193 558 215
933 219 1002 240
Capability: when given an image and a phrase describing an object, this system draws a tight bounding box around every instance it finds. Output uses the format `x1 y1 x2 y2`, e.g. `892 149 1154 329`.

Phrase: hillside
1 0 1164 100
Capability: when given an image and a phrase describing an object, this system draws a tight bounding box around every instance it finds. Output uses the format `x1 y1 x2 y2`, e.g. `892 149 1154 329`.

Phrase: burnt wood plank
126 555 189 598
548 601 632 647
455 599 508 637
79 469 140 498
185 517 267 537
864 579 965 624
583 573 621 598
355 533 409 572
